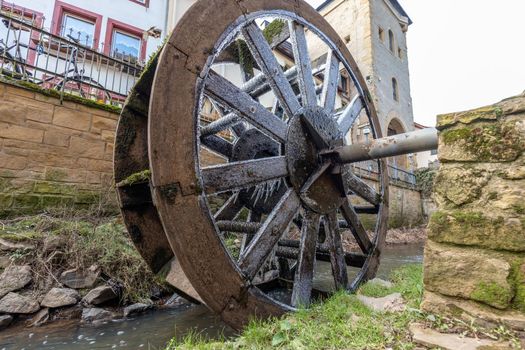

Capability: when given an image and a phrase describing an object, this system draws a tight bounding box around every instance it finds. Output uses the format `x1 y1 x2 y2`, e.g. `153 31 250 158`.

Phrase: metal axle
325 128 438 164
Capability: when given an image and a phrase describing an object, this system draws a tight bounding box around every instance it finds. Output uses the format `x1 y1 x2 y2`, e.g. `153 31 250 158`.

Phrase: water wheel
114 0 388 329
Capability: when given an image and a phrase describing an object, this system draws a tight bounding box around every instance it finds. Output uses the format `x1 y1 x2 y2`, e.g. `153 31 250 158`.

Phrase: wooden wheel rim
149 0 389 329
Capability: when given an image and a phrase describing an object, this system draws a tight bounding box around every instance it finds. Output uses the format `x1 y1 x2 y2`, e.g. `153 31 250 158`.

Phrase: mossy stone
433 166 490 206
428 210 525 252
471 281 513 310
34 181 76 195
437 105 502 129
439 121 524 163
0 194 13 209
424 240 514 309
13 194 42 209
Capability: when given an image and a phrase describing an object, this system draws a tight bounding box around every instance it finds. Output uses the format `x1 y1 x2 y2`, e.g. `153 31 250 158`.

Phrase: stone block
85 159 113 173
0 122 44 143
41 195 66 207
69 137 106 159
0 194 13 208
33 181 76 195
13 194 42 209
26 106 53 124
53 107 91 131
439 119 524 163
437 105 502 129
43 130 70 147
101 130 115 142
92 116 117 132
424 240 514 309
45 167 85 183
0 153 28 170
86 172 102 184
5 85 35 99
428 210 525 252
0 100 27 124
433 165 490 207
421 291 525 331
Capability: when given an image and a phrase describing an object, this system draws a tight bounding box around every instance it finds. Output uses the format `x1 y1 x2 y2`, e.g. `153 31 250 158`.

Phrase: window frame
378 26 384 42
388 29 395 53
51 1 102 50
60 13 96 47
104 18 146 61
129 0 150 8
392 77 399 102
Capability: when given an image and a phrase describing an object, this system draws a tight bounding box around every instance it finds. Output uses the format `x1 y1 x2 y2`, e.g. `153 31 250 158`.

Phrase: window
388 30 395 52
104 19 146 61
392 77 399 101
111 31 141 60
61 14 95 46
339 73 350 96
0 2 44 65
397 47 403 59
51 1 102 49
378 27 384 42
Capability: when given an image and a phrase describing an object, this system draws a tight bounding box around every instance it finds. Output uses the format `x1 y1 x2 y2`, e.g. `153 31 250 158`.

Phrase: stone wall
356 177 423 229
0 80 118 217
422 94 525 329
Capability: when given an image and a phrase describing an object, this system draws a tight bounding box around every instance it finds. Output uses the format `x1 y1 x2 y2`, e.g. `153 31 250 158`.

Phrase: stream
0 244 423 350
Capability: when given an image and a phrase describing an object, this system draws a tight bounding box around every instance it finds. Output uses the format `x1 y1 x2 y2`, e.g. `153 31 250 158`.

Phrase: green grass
165 264 425 350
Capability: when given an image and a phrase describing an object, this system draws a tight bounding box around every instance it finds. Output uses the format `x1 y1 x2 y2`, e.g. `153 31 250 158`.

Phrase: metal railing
351 160 417 188
0 6 143 106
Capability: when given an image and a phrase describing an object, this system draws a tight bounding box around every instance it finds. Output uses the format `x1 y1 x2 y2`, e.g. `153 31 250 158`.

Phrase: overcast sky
307 0 525 126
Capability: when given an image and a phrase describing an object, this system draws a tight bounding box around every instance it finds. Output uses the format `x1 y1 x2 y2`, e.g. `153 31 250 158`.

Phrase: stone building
311 0 414 169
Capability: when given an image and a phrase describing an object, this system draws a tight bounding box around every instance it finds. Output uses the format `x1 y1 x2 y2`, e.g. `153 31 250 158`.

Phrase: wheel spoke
289 21 317 108
325 212 348 290
320 51 339 113
337 95 364 135
205 70 287 142
202 156 288 194
200 113 241 137
242 22 301 117
214 195 244 221
344 171 381 205
200 135 233 159
239 189 301 280
340 200 372 254
240 211 262 254
291 210 320 307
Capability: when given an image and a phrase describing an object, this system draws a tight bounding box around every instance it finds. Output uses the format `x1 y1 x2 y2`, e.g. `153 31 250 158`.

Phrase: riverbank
166 265 523 349
0 213 176 331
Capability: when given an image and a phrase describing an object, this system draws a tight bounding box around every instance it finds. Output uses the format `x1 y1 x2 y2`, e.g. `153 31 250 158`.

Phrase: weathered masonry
0 80 118 217
422 93 525 329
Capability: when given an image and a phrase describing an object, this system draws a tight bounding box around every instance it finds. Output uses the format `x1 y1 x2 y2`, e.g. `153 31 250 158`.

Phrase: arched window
388 30 394 52
392 77 399 101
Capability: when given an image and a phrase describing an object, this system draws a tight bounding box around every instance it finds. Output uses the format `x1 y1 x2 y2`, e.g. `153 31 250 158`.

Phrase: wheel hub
286 106 346 214
232 129 287 214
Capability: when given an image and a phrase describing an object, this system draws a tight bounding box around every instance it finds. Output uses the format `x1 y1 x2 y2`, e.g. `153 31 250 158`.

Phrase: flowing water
0 244 423 350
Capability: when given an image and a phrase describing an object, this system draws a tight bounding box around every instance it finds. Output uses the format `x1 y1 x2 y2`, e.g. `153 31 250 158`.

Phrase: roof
414 122 431 129
316 0 412 25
